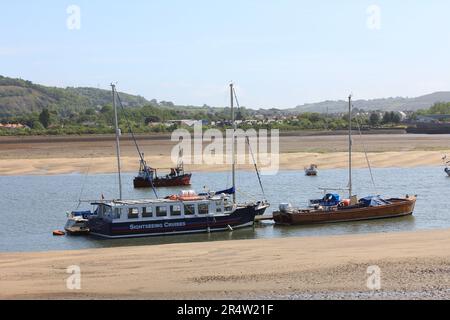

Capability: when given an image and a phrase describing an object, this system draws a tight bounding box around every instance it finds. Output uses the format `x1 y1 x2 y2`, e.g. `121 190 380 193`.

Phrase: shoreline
1 228 449 299
0 150 448 176
1 133 450 176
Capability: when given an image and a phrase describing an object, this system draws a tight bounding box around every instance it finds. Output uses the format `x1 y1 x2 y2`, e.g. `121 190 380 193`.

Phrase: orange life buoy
167 194 204 201
178 196 203 201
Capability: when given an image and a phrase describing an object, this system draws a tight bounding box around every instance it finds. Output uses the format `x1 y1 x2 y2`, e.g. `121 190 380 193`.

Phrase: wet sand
1 228 449 300
1 133 450 175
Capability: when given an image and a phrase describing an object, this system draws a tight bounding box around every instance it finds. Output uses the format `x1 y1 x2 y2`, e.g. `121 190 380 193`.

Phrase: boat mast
230 83 236 204
111 84 123 200
348 94 353 200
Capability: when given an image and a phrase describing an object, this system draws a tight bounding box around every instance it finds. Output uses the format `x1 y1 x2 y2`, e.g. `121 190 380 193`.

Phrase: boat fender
339 199 351 207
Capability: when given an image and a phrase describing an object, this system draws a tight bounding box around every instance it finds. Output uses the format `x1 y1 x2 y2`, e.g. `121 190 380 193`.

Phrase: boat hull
88 204 266 239
133 173 192 188
273 197 416 226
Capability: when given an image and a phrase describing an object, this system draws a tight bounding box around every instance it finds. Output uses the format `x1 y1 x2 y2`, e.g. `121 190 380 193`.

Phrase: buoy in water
53 230 65 236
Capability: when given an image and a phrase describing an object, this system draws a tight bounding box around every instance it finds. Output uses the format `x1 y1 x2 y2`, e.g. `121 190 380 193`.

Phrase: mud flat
1 134 449 175
1 228 449 300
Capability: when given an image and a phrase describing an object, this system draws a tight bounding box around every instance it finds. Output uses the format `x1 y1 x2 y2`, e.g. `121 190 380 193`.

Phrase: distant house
0 123 29 129
147 122 172 128
167 120 207 127
81 121 98 127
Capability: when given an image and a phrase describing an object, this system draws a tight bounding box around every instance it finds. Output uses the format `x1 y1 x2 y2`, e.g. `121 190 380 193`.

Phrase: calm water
1 167 449 252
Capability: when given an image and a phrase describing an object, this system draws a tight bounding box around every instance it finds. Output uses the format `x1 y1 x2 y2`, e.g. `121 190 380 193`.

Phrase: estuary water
0 167 449 252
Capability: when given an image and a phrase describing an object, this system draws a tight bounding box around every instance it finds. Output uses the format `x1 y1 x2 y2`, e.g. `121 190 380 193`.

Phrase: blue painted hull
88 205 266 239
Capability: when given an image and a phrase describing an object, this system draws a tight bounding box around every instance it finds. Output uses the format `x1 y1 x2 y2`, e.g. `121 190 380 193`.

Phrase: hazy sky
1 1 450 108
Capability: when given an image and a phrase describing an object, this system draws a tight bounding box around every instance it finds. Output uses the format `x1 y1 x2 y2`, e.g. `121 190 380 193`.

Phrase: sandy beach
1 133 450 176
1 133 450 300
1 228 449 300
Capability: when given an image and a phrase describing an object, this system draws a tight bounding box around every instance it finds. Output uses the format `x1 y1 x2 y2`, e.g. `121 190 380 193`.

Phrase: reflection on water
0 167 449 252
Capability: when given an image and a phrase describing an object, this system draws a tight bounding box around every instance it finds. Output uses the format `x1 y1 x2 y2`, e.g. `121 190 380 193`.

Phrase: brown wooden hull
133 174 192 188
273 197 416 225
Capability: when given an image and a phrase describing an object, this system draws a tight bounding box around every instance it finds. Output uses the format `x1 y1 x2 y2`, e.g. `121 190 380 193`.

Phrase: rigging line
246 136 266 198
76 156 94 209
354 112 377 191
232 87 266 199
236 188 257 202
115 91 159 199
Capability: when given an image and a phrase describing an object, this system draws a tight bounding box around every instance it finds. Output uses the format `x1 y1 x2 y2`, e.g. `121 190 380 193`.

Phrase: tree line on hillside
0 103 408 136
413 102 450 117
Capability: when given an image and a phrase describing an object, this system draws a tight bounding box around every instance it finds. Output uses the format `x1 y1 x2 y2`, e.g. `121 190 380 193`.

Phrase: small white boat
64 211 91 235
442 156 450 177
305 164 318 176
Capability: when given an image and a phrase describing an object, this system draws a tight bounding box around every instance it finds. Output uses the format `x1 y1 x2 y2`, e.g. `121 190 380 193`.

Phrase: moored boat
442 155 450 177
273 94 416 226
305 164 318 176
273 195 416 225
133 158 192 188
64 210 92 235
88 191 266 238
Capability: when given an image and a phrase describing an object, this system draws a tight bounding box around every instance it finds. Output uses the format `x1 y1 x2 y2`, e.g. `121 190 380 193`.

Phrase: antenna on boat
348 94 353 200
230 82 236 204
111 83 123 200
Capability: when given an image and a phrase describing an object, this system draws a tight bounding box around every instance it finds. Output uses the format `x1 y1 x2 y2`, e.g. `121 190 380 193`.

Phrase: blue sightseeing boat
68 83 269 238
88 192 267 238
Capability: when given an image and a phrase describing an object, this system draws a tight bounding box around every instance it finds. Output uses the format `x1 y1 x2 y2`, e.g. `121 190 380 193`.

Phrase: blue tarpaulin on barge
359 196 391 207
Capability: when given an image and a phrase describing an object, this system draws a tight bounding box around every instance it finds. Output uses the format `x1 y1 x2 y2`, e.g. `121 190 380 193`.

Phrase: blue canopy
321 194 341 206
310 193 341 207
199 187 235 196
359 196 391 207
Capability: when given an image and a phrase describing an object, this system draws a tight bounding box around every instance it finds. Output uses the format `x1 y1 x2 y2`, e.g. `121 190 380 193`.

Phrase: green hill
0 75 150 117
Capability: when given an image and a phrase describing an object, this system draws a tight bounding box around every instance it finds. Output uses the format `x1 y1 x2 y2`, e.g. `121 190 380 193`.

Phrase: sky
1 0 450 109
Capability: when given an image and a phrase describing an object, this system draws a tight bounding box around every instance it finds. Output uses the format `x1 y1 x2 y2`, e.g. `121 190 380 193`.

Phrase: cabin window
113 208 121 219
156 206 168 217
142 207 153 218
128 208 139 219
97 206 105 215
224 200 233 212
198 204 209 215
215 201 223 213
184 204 195 216
171 205 182 216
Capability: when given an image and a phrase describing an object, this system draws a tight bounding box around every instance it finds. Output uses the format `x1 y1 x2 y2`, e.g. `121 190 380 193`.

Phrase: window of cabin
171 205 182 216
128 208 139 219
113 208 121 219
198 203 209 215
215 201 223 213
142 207 153 218
224 200 233 212
156 206 168 217
184 204 195 216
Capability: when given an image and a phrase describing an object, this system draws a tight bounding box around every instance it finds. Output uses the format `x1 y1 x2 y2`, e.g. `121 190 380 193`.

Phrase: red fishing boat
133 156 192 188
